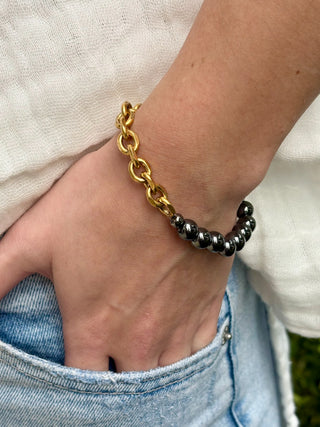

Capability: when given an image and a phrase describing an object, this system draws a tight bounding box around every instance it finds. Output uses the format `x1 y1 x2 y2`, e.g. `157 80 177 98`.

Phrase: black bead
233 223 252 242
239 215 256 232
237 201 254 218
226 230 245 251
170 213 185 231
192 227 212 249
207 231 225 253
178 219 199 241
222 238 236 257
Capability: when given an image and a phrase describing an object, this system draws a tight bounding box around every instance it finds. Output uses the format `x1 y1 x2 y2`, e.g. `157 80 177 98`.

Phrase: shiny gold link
130 103 141 113
120 117 129 139
128 103 141 117
116 103 141 133
146 187 175 217
116 104 142 141
121 101 132 118
115 115 130 139
158 198 176 217
146 184 169 209
116 102 176 217
127 144 140 168
128 158 152 183
141 171 156 193
117 129 140 155
124 102 141 128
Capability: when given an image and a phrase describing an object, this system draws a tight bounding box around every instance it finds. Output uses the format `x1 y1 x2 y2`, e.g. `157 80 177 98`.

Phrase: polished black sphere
170 213 185 231
192 227 212 249
207 231 225 253
233 223 252 242
223 238 236 257
237 201 254 218
178 219 199 241
226 230 245 251
239 215 256 232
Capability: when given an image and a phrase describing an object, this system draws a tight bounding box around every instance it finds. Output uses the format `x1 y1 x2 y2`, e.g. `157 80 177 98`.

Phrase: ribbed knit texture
0 0 319 341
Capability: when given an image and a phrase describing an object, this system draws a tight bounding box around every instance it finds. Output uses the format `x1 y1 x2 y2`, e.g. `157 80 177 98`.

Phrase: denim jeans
0 257 282 426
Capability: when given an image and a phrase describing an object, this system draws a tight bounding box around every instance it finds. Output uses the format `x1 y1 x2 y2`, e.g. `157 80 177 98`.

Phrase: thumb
0 206 52 299
0 197 55 301
0 229 31 300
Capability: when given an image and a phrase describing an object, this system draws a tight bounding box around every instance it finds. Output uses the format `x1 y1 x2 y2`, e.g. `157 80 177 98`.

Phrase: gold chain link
115 102 176 217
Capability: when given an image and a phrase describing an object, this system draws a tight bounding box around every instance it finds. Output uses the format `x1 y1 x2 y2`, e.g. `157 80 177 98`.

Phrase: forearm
118 0 320 229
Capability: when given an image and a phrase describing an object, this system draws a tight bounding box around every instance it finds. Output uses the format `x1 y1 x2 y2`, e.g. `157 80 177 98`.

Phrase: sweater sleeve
238 95 320 337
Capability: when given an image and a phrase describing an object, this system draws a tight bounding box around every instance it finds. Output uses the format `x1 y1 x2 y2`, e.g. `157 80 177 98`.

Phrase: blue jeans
0 257 282 426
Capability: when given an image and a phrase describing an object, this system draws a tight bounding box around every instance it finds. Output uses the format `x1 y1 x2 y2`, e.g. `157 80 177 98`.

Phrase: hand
0 139 235 372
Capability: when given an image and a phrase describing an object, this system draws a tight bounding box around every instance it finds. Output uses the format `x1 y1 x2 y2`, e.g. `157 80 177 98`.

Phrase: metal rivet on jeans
222 325 232 345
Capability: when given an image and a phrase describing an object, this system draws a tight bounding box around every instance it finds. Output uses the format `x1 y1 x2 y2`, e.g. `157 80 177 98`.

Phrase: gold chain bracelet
115 102 176 217
115 102 256 257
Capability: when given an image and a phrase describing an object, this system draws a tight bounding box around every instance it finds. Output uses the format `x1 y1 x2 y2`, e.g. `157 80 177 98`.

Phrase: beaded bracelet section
170 200 256 257
115 102 256 257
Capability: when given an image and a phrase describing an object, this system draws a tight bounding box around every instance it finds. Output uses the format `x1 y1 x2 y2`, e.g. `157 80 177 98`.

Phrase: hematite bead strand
116 105 256 258
169 200 255 256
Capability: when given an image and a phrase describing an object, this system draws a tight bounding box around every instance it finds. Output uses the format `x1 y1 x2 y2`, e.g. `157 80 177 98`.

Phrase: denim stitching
0 316 230 388
225 288 243 427
0 333 225 388
0 345 226 395
227 264 247 427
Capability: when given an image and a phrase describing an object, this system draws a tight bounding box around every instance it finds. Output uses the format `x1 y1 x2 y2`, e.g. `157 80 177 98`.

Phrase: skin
0 0 319 372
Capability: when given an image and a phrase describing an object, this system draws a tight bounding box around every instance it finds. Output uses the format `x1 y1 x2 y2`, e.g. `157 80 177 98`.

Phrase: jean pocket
0 312 231 397
0 314 235 427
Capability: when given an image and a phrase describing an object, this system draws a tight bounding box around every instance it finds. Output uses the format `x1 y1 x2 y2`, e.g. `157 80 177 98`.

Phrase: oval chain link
128 158 152 184
116 102 176 217
141 172 156 193
158 197 176 217
117 129 140 155
146 184 168 209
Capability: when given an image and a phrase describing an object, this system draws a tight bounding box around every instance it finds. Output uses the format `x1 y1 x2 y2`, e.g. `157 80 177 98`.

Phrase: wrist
130 103 260 233
106 105 257 238
96 109 256 259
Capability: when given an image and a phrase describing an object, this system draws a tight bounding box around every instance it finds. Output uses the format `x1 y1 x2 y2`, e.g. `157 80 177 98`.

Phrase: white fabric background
0 0 319 336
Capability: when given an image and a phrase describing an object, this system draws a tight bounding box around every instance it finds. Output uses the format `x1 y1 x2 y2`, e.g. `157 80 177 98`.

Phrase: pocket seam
0 347 227 395
0 315 230 394
0 314 229 383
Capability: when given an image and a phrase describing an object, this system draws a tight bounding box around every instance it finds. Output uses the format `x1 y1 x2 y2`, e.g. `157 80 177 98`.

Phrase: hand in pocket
0 140 234 372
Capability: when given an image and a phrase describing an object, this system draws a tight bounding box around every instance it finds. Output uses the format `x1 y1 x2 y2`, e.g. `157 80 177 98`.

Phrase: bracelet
115 102 256 257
